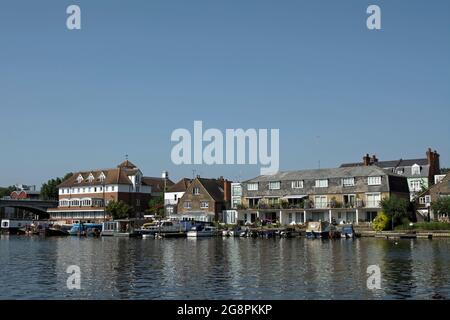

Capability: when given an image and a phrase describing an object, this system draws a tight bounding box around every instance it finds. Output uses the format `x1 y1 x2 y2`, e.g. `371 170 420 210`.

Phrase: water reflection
1 236 450 300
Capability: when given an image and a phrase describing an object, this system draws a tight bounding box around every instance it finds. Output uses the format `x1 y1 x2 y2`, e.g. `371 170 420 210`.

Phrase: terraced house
48 160 170 224
239 166 410 226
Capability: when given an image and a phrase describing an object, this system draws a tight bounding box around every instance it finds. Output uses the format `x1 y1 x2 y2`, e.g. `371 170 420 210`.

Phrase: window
425 195 431 204
291 181 304 189
184 201 192 209
99 172 106 182
315 179 328 188
314 195 327 209
232 185 242 196
87 173 94 183
342 178 355 187
136 199 140 206
368 176 382 186
419 197 425 205
247 183 258 191
269 181 281 190
193 187 200 195
76 175 84 184
412 164 421 175
200 201 209 209
232 198 241 209
366 193 381 208
410 180 422 192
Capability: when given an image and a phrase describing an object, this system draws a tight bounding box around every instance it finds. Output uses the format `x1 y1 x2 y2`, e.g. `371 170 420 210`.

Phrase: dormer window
412 164 421 175
99 172 106 182
76 174 84 184
193 187 200 195
87 173 94 183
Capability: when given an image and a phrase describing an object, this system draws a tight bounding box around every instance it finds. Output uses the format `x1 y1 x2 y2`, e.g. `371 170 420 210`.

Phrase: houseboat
1 219 33 235
101 219 140 237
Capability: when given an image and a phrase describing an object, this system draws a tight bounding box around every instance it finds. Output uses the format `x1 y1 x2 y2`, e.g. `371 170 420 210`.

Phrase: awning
283 195 307 199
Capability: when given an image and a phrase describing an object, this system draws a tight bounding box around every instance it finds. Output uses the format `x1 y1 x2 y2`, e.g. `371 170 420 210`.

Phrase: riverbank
357 230 450 239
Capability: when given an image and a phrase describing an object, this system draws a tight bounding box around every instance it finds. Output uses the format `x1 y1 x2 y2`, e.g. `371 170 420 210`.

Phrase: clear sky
0 0 449 187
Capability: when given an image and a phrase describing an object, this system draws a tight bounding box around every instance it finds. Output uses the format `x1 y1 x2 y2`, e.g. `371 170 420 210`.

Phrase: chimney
427 148 441 184
372 155 378 164
223 179 231 202
363 154 371 166
196 174 201 179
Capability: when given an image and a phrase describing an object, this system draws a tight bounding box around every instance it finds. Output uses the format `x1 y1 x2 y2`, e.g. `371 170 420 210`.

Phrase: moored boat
187 225 218 237
306 221 331 239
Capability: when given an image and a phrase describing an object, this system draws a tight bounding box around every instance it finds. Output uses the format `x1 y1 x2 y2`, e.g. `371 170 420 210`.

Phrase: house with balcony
239 166 410 226
47 160 169 224
176 176 231 222
164 178 192 216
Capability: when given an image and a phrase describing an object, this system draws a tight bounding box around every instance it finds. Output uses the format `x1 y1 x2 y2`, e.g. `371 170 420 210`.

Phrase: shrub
372 212 391 231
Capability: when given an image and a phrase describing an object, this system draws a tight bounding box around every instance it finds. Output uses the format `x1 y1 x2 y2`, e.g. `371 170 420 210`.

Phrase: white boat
222 230 230 237
187 225 218 237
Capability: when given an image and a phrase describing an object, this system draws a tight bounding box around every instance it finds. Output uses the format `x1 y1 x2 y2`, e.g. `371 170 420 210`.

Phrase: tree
106 200 134 220
0 186 15 198
380 195 410 227
40 173 73 200
432 197 450 218
147 195 164 217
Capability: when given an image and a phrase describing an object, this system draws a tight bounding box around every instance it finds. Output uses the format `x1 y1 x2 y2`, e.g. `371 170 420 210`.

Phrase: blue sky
0 0 449 186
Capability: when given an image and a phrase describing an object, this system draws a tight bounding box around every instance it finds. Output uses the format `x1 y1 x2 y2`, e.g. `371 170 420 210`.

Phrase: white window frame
269 181 281 190
184 201 192 209
291 181 304 189
366 193 381 208
315 179 328 188
247 183 259 191
314 195 328 209
342 178 355 187
193 187 200 195
411 164 421 175
200 201 209 209
368 176 382 186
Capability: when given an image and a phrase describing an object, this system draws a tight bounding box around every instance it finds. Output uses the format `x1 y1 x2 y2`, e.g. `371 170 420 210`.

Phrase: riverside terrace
237 166 410 226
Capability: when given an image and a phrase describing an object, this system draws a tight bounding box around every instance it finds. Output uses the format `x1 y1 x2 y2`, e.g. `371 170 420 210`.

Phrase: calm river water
1 235 449 300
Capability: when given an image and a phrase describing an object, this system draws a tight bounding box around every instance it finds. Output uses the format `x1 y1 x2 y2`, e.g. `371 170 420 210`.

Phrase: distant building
238 166 410 226
176 176 231 222
48 160 173 224
341 148 441 201
10 184 40 200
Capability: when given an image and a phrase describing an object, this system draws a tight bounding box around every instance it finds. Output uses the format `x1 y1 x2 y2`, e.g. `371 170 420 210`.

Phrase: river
1 235 449 300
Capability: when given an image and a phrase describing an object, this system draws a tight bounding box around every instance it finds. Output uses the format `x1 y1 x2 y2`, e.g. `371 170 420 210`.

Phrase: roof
58 167 133 188
117 160 137 169
341 158 428 168
142 177 174 193
167 178 192 193
197 178 226 201
244 166 393 183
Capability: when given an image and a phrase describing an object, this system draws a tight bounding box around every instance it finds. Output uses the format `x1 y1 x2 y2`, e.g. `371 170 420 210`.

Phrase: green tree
40 173 73 200
106 200 134 220
147 195 164 217
380 195 410 227
431 197 450 218
0 186 15 198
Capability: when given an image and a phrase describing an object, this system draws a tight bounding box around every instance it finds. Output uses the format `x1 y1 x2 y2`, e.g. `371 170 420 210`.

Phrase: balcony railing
164 199 178 205
239 199 377 210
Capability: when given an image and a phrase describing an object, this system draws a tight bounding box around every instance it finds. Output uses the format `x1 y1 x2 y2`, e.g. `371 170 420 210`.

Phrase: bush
372 212 391 231
380 195 410 227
